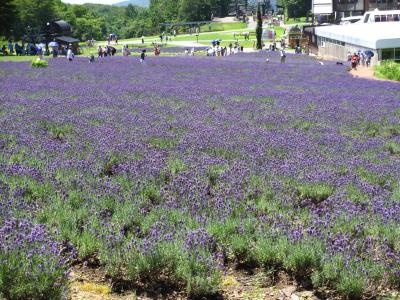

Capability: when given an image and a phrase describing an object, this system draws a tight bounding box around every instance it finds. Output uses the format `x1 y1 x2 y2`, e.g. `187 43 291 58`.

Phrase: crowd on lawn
206 40 244 56
2 38 80 58
1 31 313 66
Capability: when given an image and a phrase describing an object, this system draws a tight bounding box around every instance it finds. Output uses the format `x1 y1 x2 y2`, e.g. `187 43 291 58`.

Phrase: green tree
256 3 262 49
74 17 104 40
72 4 88 18
0 0 16 37
212 0 232 17
278 0 310 19
13 0 57 38
125 4 138 19
178 0 213 21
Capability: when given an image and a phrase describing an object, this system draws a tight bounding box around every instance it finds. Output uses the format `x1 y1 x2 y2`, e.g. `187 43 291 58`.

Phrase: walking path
350 66 376 80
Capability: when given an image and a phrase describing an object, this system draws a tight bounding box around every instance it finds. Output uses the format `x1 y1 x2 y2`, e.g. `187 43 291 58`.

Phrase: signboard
312 0 333 14
262 29 275 40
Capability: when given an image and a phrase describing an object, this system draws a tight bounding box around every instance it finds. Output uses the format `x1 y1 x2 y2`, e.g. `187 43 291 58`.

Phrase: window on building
381 48 394 60
395 48 400 61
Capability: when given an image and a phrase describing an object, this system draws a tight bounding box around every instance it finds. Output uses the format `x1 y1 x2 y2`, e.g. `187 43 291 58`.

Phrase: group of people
206 41 243 57
1 37 80 58
107 33 118 45
2 39 41 56
348 50 373 69
97 45 117 57
184 48 196 56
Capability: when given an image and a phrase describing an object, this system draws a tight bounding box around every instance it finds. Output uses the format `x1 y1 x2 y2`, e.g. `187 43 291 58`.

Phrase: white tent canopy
315 23 400 49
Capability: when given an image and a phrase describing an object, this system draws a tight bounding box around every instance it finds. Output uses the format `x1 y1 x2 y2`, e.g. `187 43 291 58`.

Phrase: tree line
0 0 310 42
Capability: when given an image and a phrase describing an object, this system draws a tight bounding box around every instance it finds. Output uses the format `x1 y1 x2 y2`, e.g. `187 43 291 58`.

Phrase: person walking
280 49 286 63
351 53 358 70
347 51 352 62
67 46 74 61
360 52 366 66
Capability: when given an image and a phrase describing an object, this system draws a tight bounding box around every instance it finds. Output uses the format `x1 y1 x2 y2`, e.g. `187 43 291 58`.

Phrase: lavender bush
0 219 72 299
0 53 399 298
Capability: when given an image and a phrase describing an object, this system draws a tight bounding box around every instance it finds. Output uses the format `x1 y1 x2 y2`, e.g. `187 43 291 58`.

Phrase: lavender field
0 54 399 299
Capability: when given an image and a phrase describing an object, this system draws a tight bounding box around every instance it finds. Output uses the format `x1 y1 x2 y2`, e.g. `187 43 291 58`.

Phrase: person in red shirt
351 53 358 70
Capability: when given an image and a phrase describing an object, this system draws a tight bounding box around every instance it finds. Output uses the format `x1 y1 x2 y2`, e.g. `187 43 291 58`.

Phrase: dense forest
0 0 309 41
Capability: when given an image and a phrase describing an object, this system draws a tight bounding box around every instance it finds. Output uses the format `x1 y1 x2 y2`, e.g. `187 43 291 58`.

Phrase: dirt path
67 265 322 300
350 65 377 80
349 65 398 82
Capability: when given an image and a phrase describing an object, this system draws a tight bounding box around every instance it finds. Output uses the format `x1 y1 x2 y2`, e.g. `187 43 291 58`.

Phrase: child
89 55 95 63
140 49 146 63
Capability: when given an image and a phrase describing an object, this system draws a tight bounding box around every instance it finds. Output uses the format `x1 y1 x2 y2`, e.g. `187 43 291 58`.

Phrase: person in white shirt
280 49 286 63
67 46 74 61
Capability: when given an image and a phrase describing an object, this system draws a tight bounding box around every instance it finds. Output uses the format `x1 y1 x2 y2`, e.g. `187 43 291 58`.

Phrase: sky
61 0 120 4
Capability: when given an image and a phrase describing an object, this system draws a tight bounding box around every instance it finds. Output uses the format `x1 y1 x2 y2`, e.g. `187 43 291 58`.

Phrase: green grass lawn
0 55 37 62
172 26 283 44
1 24 285 62
200 22 246 32
94 25 257 47
284 17 310 25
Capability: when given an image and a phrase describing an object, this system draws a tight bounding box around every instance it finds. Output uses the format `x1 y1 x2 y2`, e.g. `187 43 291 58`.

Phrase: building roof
314 22 400 49
56 36 80 44
48 20 72 35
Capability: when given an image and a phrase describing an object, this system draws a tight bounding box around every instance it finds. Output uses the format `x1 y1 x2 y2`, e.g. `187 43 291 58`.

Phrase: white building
314 22 400 65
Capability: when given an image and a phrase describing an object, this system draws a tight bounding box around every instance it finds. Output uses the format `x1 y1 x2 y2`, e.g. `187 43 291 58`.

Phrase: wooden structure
288 25 307 48
45 20 80 53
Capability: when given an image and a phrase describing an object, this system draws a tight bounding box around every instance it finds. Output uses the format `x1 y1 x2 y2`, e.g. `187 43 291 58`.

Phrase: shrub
101 153 122 176
336 271 367 300
229 234 255 265
312 255 368 299
375 60 400 81
148 136 177 149
177 248 221 297
345 184 369 204
283 240 323 277
166 158 186 175
385 141 400 155
206 165 226 186
207 217 241 245
39 121 74 140
0 218 71 300
297 182 335 204
357 167 392 188
253 236 282 267
31 59 48 68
